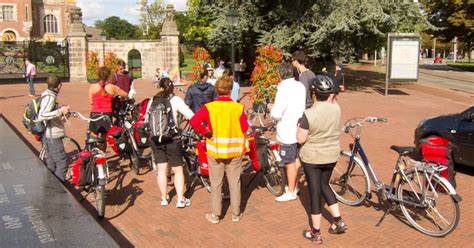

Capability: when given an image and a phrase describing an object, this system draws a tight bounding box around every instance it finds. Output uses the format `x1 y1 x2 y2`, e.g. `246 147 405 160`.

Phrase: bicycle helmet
309 75 336 96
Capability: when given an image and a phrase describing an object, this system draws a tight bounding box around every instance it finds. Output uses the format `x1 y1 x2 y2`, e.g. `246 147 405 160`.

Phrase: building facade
0 0 76 41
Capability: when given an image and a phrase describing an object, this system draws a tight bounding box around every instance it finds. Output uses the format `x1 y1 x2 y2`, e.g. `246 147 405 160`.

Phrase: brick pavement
0 65 473 247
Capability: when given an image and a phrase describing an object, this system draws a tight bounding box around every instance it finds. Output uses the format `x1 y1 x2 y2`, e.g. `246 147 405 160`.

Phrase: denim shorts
279 143 299 165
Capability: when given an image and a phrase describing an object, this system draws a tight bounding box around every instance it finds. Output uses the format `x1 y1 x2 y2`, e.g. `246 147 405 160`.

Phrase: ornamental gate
0 41 69 80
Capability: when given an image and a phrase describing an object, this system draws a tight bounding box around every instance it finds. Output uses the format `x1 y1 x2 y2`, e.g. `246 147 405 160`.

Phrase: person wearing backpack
89 67 129 151
184 67 218 113
145 77 194 208
190 75 249 224
37 75 70 182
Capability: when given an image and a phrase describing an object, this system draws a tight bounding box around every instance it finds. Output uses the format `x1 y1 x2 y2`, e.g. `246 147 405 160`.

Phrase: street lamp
226 7 240 73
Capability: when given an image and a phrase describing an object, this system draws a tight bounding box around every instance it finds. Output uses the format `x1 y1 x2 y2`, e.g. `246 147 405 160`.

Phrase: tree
187 0 431 64
421 0 474 61
94 16 140 40
138 0 166 39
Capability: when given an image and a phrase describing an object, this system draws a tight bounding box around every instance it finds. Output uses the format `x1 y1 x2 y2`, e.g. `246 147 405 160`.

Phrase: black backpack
147 96 178 143
22 96 46 135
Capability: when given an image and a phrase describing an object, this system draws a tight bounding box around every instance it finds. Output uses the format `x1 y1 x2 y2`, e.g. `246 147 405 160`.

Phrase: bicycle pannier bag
421 136 456 188
147 96 178 143
22 96 46 135
71 150 92 186
134 120 149 148
196 141 209 176
106 126 129 154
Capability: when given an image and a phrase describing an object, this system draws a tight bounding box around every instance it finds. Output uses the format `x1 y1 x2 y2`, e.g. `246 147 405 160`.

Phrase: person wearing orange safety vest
190 75 249 224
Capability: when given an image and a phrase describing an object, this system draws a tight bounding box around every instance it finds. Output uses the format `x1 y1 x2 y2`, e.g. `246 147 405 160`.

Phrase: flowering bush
249 44 283 103
104 52 120 73
190 47 214 83
86 51 99 81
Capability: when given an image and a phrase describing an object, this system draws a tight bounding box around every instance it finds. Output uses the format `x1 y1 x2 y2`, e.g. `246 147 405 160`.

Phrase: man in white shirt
270 62 306 202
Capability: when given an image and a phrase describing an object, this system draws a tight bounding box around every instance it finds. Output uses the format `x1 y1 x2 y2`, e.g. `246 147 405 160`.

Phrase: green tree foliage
138 0 166 39
421 0 473 61
94 16 140 40
186 0 431 63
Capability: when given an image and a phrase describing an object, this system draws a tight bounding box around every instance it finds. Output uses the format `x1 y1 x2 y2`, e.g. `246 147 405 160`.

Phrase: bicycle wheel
263 148 285 197
397 170 460 237
63 137 81 165
63 137 81 180
94 185 106 219
329 151 370 206
200 175 211 193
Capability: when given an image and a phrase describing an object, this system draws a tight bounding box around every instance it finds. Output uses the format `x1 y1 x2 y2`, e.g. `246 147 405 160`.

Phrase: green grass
447 62 474 72
180 52 198 72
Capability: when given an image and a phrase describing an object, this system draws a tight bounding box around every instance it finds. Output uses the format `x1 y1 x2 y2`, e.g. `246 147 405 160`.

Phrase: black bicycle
330 117 461 237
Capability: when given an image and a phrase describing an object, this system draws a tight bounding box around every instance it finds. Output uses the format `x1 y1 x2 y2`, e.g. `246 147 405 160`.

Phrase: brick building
0 0 76 41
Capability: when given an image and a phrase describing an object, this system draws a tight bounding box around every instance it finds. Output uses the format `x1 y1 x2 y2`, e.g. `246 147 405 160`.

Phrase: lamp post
226 7 240 73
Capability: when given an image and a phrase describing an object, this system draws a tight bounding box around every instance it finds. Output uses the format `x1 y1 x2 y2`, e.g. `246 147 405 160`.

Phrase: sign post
385 33 420 95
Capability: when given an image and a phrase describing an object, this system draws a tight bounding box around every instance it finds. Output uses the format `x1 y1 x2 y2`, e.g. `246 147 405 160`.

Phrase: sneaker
328 219 348 234
205 213 220 224
232 213 244 222
284 186 300 195
160 196 170 206
176 198 191 208
303 229 322 244
275 191 298 202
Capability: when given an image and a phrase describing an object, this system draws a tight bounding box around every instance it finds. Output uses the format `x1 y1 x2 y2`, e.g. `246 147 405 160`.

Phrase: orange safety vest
205 100 246 159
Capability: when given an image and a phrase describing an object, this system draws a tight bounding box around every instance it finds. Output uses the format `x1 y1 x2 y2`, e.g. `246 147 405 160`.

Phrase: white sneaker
161 196 169 206
284 186 300 195
176 198 191 208
275 191 298 202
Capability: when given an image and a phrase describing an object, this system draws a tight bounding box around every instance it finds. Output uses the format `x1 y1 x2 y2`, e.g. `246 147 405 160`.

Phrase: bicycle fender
433 173 462 203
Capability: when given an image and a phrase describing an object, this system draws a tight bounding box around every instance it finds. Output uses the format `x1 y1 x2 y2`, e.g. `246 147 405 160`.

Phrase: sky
77 0 188 26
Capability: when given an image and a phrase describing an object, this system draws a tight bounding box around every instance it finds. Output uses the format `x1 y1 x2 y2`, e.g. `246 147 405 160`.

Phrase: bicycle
37 114 81 180
180 111 285 197
329 117 462 237
69 111 110 219
114 99 149 175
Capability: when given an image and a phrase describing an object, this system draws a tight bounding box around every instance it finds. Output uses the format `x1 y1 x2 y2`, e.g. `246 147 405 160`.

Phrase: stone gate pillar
160 5 180 80
67 7 87 83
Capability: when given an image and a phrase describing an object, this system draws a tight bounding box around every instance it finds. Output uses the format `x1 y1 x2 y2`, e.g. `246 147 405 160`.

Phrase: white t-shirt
270 78 306 144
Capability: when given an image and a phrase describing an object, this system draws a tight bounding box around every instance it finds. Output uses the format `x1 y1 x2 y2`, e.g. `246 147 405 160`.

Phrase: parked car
447 54 463 60
414 106 474 167
433 57 443 63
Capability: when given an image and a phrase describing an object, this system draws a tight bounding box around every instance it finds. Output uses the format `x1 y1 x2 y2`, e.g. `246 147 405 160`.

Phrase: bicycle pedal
367 193 372 200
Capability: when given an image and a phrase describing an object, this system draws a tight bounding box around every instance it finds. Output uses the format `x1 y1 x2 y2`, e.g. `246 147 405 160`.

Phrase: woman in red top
89 67 128 150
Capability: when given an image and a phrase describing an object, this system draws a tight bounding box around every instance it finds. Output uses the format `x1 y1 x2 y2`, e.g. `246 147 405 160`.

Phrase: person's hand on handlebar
59 105 70 115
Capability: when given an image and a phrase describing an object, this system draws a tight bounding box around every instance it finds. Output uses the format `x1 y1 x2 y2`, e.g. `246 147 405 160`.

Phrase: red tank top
91 81 113 113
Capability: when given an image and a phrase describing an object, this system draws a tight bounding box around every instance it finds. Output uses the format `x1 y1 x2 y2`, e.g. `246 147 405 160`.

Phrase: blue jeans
27 75 35 95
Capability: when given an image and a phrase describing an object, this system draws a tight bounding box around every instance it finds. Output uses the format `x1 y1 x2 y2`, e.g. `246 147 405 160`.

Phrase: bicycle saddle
86 137 105 145
390 145 415 155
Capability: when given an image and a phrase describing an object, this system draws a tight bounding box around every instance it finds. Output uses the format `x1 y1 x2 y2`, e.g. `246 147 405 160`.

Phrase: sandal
303 229 322 244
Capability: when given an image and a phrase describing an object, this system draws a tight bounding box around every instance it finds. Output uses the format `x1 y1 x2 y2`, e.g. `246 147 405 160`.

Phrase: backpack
147 96 178 143
22 96 46 135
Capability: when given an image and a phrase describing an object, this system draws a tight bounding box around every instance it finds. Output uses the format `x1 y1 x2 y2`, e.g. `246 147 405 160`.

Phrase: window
43 14 58 33
2 6 14 21
25 6 28 21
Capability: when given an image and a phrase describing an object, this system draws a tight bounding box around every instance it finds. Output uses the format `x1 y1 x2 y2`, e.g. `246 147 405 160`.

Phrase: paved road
418 64 474 94
1 75 473 247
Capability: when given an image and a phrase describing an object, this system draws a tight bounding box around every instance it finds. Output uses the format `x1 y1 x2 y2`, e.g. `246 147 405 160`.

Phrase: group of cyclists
37 50 347 244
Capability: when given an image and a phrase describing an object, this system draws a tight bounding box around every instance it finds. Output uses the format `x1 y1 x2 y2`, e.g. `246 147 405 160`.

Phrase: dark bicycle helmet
309 75 336 96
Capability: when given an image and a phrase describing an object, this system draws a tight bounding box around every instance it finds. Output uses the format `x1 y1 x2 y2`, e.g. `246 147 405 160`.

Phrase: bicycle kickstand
375 208 390 227
184 176 199 195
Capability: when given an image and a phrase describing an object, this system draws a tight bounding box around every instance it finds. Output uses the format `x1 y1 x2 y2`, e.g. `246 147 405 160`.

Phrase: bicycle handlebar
69 111 109 122
344 116 387 133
